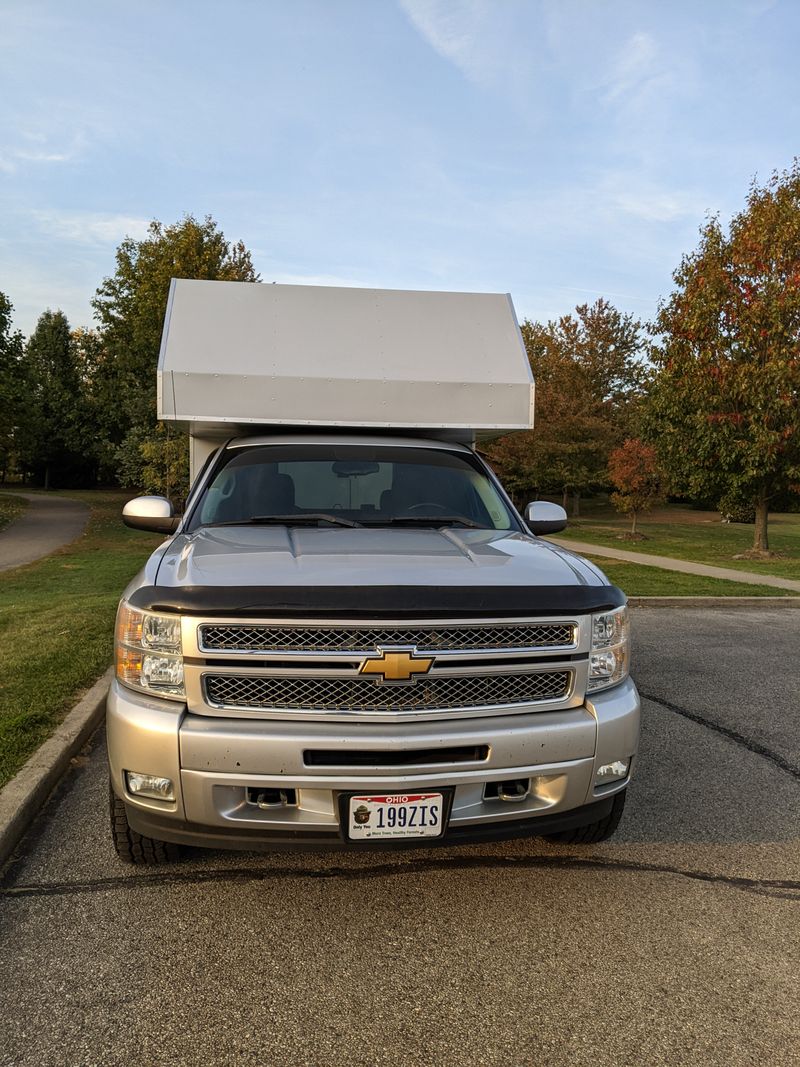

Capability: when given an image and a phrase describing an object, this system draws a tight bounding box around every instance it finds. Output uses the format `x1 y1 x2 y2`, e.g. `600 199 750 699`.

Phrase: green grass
0 493 27 532
586 557 794 598
557 504 800 580
0 492 160 789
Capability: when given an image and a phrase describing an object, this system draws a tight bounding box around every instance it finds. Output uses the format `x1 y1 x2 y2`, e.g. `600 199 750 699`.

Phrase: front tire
544 789 627 844
109 779 180 864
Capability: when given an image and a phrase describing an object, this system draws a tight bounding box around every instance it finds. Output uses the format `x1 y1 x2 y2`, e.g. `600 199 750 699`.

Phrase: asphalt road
0 492 88 572
1 608 798 1067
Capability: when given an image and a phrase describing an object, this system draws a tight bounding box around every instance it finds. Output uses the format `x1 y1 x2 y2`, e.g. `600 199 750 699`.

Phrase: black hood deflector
127 584 626 618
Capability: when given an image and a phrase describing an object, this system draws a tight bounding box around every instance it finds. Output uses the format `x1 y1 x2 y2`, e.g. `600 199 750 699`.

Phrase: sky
1 0 799 338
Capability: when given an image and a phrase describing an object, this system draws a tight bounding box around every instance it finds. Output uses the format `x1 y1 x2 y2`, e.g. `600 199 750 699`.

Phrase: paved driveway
1 609 798 1067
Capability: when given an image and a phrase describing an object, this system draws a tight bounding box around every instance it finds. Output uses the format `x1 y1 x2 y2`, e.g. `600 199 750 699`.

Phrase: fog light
126 771 175 802
595 759 629 784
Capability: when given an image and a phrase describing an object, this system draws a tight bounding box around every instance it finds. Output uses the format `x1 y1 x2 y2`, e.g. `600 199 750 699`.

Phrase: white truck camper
109 280 640 863
157 279 537 478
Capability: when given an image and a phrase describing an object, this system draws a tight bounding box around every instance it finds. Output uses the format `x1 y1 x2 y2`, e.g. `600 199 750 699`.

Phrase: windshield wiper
363 515 484 529
204 513 362 529
254 513 362 528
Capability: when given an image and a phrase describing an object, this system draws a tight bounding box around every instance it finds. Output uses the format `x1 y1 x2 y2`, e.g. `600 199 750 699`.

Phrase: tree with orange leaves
647 162 800 554
488 300 646 514
608 439 665 537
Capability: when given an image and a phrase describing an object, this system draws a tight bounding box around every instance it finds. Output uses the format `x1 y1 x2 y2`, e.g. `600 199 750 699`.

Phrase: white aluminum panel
157 280 534 437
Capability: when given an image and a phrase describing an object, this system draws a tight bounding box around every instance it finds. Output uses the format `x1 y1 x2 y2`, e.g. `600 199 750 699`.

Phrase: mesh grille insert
203 670 572 712
200 622 576 653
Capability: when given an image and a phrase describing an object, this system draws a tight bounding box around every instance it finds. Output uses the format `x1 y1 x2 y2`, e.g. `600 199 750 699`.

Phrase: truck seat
210 467 296 522
380 464 486 521
253 471 296 514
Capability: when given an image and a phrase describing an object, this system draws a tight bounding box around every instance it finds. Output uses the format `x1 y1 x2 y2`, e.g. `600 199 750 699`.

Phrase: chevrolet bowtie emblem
359 648 434 683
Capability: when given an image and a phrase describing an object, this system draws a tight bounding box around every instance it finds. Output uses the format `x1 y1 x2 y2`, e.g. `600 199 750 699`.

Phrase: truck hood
154 526 604 589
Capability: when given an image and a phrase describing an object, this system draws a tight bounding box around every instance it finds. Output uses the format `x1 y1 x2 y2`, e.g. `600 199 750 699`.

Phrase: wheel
109 779 180 864
544 789 627 844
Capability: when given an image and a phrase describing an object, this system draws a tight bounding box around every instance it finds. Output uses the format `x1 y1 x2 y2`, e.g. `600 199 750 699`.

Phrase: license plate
347 793 445 840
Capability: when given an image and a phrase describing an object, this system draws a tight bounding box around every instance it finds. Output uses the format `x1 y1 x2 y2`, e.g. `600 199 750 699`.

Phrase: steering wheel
406 502 450 513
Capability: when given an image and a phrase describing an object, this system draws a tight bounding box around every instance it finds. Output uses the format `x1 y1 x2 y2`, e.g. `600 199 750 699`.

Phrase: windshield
188 444 516 532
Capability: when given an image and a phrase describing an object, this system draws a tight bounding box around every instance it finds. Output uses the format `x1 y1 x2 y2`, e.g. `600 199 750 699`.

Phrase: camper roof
157 279 534 444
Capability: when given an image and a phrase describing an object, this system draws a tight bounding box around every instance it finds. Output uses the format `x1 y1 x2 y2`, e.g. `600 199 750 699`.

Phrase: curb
627 596 800 608
0 666 112 869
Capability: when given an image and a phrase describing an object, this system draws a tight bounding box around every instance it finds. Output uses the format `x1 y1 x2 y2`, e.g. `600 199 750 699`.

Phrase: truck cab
108 282 640 862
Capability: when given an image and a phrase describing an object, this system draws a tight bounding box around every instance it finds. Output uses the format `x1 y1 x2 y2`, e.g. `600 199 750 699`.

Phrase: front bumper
106 677 640 850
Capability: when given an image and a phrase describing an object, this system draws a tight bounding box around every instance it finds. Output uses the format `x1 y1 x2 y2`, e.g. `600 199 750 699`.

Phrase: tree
16 310 93 488
488 300 647 513
0 292 25 482
71 327 119 483
115 422 188 496
646 162 800 554
92 214 260 497
608 438 666 537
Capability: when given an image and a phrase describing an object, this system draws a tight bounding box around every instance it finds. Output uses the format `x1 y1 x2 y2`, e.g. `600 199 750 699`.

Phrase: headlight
587 605 629 692
115 601 185 699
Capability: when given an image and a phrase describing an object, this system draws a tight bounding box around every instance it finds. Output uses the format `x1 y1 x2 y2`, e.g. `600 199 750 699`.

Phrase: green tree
0 292 25 482
489 300 646 513
646 162 800 554
92 214 260 497
17 310 91 488
72 327 128 483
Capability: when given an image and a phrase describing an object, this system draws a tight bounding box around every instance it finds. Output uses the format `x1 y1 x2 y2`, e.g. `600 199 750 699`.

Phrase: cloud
0 129 88 171
14 149 73 163
398 0 499 87
396 1 553 123
601 31 659 105
399 0 477 71
33 211 151 245
609 184 705 224
465 171 703 246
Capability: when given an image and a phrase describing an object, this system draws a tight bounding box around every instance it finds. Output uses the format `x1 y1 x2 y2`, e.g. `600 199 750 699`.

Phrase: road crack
2 853 798 902
639 690 800 781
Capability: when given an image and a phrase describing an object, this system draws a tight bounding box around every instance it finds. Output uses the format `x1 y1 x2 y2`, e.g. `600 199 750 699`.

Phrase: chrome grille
200 622 576 653
203 670 572 712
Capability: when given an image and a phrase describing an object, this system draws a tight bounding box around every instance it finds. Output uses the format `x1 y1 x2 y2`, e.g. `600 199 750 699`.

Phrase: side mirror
525 501 567 535
122 495 181 534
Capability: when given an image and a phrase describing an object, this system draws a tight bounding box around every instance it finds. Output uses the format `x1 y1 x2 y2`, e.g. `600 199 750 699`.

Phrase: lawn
556 503 800 580
586 557 793 598
0 493 27 532
0 491 160 789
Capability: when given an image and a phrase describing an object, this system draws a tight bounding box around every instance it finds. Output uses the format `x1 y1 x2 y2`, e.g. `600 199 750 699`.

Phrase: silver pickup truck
107 282 640 863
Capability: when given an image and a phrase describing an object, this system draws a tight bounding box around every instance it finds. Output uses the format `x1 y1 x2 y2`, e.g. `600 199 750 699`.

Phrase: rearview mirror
122 495 181 534
332 460 381 477
525 501 567 535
